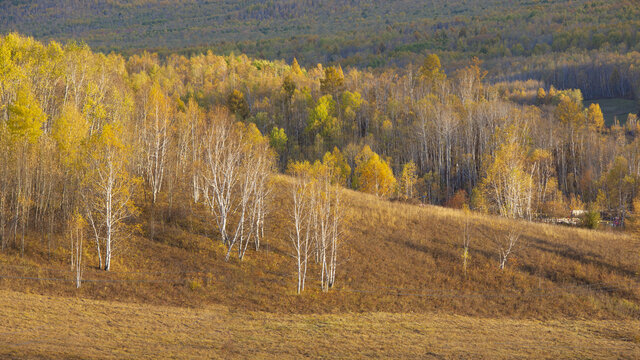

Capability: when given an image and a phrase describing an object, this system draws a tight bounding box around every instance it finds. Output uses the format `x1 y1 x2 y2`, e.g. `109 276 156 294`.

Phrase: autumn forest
1 1 640 358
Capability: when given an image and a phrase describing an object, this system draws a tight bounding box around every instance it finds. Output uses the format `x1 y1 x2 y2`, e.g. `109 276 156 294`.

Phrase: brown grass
2 176 640 357
0 175 639 319
1 289 639 359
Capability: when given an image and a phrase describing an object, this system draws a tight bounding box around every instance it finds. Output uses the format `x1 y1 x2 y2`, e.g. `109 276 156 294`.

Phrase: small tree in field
461 205 472 276
69 211 86 288
497 228 521 270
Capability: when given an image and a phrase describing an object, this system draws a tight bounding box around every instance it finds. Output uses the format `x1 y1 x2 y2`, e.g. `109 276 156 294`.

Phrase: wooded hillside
2 2 640 358
2 33 639 230
1 0 639 71
2 176 639 318
0 33 639 312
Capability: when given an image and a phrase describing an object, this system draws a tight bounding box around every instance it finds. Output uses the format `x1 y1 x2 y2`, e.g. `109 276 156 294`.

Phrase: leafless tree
200 110 273 261
289 169 313 293
141 84 172 204
497 228 521 270
461 212 472 276
201 110 243 258
69 212 85 288
326 184 342 289
287 161 343 292
314 166 343 292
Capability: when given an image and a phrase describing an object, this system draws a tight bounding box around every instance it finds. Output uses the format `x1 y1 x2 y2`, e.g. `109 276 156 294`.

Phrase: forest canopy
1 32 639 236
1 0 639 73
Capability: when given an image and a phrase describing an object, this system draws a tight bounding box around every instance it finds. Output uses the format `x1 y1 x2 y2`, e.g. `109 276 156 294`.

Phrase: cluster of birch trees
0 34 275 275
200 109 273 260
288 156 343 293
2 32 640 286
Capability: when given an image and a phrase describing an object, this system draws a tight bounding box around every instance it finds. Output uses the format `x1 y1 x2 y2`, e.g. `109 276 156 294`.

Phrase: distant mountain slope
1 0 639 69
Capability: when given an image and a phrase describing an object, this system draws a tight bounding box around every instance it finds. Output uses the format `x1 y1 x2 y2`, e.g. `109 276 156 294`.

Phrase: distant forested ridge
1 1 639 72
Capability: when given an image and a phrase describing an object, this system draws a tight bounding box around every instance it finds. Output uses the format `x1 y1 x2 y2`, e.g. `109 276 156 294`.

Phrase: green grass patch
584 98 639 126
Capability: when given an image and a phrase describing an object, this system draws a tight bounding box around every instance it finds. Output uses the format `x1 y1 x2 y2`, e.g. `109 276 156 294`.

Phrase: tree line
1 34 640 290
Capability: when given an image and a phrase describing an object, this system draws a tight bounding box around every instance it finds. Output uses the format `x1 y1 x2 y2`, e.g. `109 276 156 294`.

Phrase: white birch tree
83 122 139 271
288 156 343 293
497 228 521 270
200 110 274 261
288 161 314 294
142 82 172 204
68 211 86 288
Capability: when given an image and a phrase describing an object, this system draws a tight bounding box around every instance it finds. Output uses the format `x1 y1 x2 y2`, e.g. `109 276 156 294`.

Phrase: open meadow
1 289 639 359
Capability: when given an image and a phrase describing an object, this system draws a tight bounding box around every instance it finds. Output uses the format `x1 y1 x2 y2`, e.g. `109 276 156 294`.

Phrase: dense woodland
1 33 640 290
1 0 639 71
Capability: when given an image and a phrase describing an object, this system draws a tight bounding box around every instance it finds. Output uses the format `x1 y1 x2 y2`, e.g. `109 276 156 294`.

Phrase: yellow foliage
554 96 585 129
399 161 418 199
479 129 533 218
322 147 351 186
354 145 396 198
52 104 89 169
419 53 446 83
7 86 46 144
586 103 605 131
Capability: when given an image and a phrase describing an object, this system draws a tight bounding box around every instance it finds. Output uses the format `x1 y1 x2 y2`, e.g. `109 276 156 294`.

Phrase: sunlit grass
1 289 639 359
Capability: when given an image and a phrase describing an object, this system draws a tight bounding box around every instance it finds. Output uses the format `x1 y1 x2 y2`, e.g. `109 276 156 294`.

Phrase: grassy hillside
1 176 638 318
584 98 639 126
1 289 639 359
2 176 640 357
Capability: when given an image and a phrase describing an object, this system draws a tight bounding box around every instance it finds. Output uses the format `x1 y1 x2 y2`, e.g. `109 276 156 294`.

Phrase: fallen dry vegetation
1 290 639 359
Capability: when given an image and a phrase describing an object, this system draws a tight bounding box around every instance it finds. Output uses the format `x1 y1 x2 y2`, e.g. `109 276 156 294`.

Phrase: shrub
445 189 468 209
188 279 202 291
582 211 600 229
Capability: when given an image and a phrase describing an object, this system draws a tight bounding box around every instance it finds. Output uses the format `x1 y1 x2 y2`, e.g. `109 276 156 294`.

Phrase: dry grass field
1 290 639 359
1 176 640 358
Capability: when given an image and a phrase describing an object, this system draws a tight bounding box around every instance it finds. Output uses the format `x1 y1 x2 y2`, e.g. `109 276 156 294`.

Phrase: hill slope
1 176 638 318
